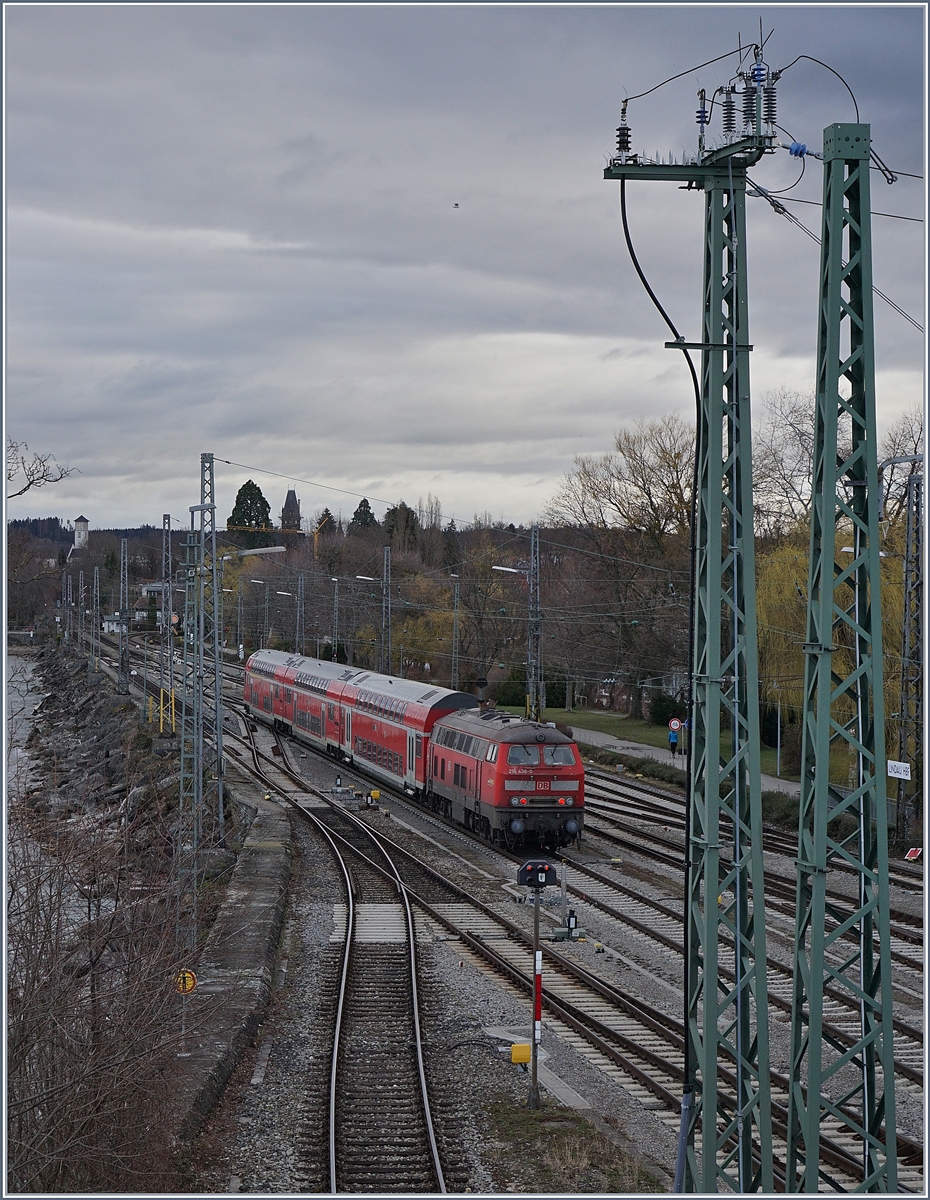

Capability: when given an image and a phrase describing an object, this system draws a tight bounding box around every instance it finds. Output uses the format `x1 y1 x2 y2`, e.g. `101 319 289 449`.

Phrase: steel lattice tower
897 469 922 841
382 546 392 673
78 570 85 650
66 574 73 641
604 91 773 1194
176 517 202 954
162 514 174 697
786 124 897 1193
331 578 340 663
91 567 101 670
451 578 460 690
200 453 226 843
117 538 130 693
526 525 545 720
296 571 306 655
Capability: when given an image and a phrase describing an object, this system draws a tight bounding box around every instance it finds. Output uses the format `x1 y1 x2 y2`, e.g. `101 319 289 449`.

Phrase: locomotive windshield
507 744 540 766
543 745 576 766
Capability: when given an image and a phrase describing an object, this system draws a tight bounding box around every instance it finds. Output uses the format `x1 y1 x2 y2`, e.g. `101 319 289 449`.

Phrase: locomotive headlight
510 796 520 806
565 797 574 806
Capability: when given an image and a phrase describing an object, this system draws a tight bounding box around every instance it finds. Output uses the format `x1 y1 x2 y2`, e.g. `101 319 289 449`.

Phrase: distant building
281 489 301 532
74 515 89 551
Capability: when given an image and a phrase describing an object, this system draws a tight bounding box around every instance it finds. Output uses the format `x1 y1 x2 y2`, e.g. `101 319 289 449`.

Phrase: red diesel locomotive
243 649 584 847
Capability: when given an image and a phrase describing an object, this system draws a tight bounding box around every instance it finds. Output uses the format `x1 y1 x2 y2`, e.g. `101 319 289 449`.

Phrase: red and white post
529 889 542 1108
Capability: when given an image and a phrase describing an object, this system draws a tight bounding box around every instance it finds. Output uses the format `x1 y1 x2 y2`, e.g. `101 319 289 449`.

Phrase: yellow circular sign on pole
175 969 197 995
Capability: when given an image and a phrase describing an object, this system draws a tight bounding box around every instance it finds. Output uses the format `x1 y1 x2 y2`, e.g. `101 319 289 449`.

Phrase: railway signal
518 858 554 1110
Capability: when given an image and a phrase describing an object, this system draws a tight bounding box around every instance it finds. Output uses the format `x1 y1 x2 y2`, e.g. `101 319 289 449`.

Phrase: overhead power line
747 176 923 332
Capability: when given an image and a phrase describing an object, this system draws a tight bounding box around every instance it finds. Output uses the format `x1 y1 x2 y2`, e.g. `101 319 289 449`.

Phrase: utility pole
176 516 201 954
296 571 306 656
162 514 174 698
786 124 897 1192
382 546 392 673
66 574 73 641
605 48 773 1193
527 525 544 720
898 467 922 842
200 453 225 845
117 538 130 694
450 574 460 690
78 570 85 651
332 577 340 663
91 566 101 671
236 578 243 659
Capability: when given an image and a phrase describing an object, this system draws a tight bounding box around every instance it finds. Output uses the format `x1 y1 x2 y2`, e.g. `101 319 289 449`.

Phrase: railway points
28 606 923 1192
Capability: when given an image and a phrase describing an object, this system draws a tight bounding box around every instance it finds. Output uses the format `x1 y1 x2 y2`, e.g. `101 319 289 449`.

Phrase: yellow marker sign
175 969 197 995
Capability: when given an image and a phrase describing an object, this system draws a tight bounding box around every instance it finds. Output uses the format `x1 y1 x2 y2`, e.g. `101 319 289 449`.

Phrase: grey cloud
4 5 923 529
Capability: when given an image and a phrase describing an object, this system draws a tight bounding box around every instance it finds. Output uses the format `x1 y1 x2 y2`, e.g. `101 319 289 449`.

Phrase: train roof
246 649 478 713
437 707 575 745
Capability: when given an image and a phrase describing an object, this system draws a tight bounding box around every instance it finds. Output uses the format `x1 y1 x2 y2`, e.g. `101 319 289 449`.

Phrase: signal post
517 858 555 1109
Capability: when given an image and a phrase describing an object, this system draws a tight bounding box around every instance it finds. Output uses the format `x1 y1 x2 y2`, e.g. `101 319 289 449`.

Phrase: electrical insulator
763 84 777 126
722 88 736 137
751 62 766 85
742 84 756 128
615 124 631 154
696 106 708 127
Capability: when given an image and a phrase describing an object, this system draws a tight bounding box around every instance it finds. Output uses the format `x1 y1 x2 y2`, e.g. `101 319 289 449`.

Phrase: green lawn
500 705 795 781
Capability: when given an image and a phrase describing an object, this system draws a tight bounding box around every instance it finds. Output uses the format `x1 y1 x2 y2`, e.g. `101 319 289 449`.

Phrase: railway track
225 717 923 1191
585 766 925 894
236 719 447 1194
580 805 924 971
93 640 922 1186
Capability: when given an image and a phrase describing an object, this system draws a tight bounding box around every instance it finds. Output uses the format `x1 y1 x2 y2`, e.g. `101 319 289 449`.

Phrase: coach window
507 744 540 766
440 759 445 780
415 735 422 759
433 755 438 777
543 745 576 766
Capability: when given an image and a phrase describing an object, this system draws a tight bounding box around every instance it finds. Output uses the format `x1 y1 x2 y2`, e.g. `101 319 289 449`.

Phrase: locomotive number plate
535 781 550 791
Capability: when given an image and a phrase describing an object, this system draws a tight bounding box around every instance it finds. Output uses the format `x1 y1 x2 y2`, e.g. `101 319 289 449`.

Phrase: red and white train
243 649 584 848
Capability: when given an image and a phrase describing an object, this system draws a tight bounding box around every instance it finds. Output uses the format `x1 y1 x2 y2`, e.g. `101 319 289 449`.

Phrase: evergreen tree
227 480 272 548
348 497 379 535
383 501 420 553
315 507 336 536
443 518 461 571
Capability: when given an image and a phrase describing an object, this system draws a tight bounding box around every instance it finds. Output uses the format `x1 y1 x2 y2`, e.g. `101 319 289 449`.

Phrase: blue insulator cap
789 141 807 158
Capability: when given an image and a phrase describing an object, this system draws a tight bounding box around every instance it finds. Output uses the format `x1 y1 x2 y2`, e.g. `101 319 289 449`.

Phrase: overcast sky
4 3 925 533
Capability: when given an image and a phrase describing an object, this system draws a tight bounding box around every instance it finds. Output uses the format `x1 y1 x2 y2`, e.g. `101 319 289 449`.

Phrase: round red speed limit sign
668 719 683 732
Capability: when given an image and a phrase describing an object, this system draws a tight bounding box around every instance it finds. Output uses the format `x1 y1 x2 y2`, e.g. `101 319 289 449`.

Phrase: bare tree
546 413 694 545
879 401 924 525
6 437 76 499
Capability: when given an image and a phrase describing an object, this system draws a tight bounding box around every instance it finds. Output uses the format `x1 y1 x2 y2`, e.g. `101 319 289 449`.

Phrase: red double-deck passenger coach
244 649 584 848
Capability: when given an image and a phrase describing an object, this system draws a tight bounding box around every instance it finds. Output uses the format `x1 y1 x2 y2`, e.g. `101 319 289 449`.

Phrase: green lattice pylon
786 124 898 1192
605 133 774 1193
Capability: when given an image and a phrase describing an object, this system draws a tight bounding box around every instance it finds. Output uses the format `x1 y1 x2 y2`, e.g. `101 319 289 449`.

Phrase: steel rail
232 721 923 1189
235 721 446 1194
